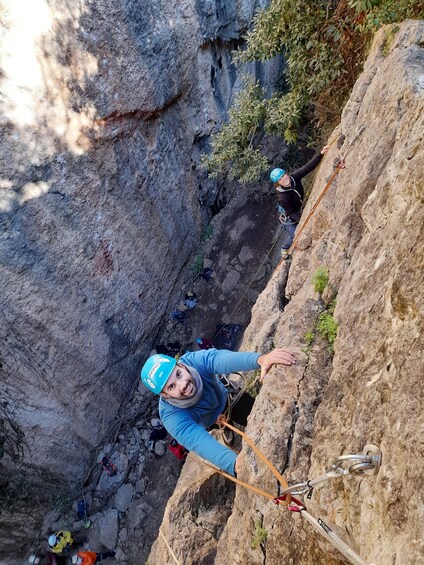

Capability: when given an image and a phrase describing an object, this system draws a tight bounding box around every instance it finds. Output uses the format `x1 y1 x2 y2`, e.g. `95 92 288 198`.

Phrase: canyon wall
0 0 273 478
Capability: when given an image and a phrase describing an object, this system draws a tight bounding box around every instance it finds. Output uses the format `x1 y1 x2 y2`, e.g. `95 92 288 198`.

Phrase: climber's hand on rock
258 348 296 382
321 144 330 154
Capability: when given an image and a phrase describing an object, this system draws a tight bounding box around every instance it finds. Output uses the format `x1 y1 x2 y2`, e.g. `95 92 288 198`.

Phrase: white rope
159 528 181 565
299 509 369 565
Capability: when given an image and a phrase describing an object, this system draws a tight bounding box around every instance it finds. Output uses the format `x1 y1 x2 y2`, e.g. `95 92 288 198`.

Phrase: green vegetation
303 330 315 354
316 311 338 352
190 254 204 275
201 223 214 242
312 266 329 294
251 520 268 549
246 370 262 398
203 0 424 182
201 77 268 183
381 24 399 56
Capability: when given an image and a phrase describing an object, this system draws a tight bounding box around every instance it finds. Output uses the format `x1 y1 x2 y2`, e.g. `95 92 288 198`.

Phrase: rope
197 419 371 565
299 509 369 565
219 419 291 493
275 163 343 269
159 528 181 565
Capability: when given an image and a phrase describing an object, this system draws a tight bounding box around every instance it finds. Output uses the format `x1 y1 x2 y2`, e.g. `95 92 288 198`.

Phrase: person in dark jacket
270 145 329 251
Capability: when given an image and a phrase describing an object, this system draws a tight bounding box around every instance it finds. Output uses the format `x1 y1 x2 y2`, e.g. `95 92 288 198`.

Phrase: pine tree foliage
203 0 424 182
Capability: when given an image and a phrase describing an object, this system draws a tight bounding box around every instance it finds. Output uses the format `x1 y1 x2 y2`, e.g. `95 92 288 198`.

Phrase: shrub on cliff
202 0 424 182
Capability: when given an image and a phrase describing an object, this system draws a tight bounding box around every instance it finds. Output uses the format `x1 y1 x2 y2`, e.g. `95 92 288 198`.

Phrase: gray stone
131 427 141 443
237 245 254 264
114 547 128 563
154 441 166 456
97 452 128 492
118 527 128 542
141 430 151 442
128 500 153 531
114 484 134 512
136 478 146 494
99 509 118 550
221 270 240 293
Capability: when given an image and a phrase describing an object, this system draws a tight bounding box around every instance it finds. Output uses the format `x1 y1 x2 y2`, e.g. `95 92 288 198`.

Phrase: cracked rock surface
148 21 424 565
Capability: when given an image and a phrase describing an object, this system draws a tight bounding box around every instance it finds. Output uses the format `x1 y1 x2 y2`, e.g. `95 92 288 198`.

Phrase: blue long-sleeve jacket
159 349 261 475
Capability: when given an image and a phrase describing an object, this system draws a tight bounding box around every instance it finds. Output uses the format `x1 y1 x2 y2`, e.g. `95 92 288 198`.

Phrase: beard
182 379 197 398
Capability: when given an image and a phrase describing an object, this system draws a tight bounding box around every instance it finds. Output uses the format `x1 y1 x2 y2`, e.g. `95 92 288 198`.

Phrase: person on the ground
48 531 73 555
71 550 116 565
184 291 198 309
140 347 296 476
48 530 86 555
196 337 214 350
270 145 330 251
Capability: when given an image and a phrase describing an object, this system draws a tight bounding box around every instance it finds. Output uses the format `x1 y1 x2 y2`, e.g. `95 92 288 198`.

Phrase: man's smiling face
160 363 197 399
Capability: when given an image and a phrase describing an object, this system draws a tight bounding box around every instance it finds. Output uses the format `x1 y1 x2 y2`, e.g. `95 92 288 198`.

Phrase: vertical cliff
0 0 272 476
149 20 424 565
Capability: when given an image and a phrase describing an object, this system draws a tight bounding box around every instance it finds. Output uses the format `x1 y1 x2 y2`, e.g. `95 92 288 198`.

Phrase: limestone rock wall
0 0 271 481
149 21 424 565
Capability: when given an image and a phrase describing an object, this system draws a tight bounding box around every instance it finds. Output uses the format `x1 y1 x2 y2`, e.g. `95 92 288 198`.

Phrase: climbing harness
215 373 246 445
200 418 380 565
217 372 246 418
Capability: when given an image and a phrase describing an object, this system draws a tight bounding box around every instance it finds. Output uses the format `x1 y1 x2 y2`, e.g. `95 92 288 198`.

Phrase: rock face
148 21 424 564
0 0 272 480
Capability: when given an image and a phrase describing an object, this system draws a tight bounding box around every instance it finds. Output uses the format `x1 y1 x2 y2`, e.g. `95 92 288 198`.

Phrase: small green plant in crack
316 312 338 353
251 520 268 549
246 370 261 398
201 223 214 242
303 330 315 354
190 254 204 275
381 24 399 57
312 266 329 294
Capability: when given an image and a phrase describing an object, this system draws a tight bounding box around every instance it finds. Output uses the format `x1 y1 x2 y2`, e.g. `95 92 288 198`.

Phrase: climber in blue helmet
270 144 330 253
140 347 296 476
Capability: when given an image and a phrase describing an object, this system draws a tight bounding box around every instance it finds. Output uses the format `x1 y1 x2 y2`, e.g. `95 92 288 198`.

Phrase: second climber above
270 145 329 252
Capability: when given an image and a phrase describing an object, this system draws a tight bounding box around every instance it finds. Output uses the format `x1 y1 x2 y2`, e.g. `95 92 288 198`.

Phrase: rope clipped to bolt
197 416 375 565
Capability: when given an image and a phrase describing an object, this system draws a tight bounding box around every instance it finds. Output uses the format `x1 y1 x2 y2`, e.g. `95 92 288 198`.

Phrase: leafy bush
203 0 424 182
312 267 329 294
190 254 204 275
302 330 315 354
201 223 214 242
251 520 268 549
316 311 338 352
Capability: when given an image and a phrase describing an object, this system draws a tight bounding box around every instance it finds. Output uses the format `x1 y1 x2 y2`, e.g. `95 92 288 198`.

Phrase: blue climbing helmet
141 354 176 394
270 167 285 183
